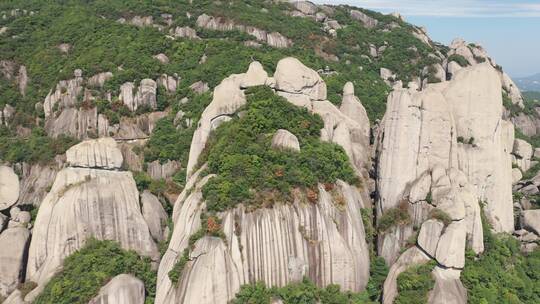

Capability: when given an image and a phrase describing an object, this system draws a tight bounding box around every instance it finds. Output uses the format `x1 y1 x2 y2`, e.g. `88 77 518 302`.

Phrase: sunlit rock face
26 138 158 297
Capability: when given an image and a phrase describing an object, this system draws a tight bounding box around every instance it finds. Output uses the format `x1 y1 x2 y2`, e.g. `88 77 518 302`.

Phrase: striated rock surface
0 165 19 210
156 180 370 304
89 274 145 304
26 139 158 289
119 79 157 112
147 160 180 180
0 227 30 297
271 129 300 152
66 137 123 169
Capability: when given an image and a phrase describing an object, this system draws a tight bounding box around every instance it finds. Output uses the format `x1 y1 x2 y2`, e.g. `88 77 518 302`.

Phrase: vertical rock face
376 63 511 265
119 79 158 112
377 63 512 302
157 181 371 304
0 165 20 210
26 138 158 289
0 227 30 297
445 63 514 232
89 274 145 304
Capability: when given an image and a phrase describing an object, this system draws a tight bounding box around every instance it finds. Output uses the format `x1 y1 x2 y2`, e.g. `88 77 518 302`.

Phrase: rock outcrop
26 138 158 295
89 274 145 304
350 10 378 29
196 14 292 48
271 129 300 152
119 79 158 112
376 62 513 303
157 59 372 303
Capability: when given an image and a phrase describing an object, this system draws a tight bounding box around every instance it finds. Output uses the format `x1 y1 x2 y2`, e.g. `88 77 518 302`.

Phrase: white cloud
311 0 540 17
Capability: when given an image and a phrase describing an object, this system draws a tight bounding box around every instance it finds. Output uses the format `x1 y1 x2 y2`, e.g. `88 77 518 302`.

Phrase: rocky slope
0 1 539 304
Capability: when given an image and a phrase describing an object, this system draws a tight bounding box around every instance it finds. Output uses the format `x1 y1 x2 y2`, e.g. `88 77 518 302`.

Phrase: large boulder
443 63 514 232
271 129 300 152
274 57 327 101
522 210 540 235
66 137 123 169
89 274 145 304
0 166 19 210
0 227 30 297
513 139 533 172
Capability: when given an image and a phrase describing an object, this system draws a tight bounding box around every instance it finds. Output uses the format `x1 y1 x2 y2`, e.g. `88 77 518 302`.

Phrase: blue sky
311 0 540 77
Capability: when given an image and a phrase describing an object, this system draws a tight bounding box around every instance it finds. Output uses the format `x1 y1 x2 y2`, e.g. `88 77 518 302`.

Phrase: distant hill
515 73 540 91
524 91 540 101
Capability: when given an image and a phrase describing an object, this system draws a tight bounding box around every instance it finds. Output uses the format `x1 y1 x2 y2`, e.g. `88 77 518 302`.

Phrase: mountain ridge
0 1 539 304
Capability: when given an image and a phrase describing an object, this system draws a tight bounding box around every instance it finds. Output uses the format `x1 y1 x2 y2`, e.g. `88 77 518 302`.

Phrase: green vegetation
143 89 212 186
377 203 411 233
34 239 157 304
523 91 540 101
0 127 78 163
394 261 436 304
447 54 469 67
201 86 357 212
168 212 225 284
462 206 540 304
365 257 389 302
232 277 375 304
428 209 452 226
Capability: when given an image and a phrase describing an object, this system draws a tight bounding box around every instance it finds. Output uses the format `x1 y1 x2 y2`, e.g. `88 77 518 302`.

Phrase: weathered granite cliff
156 58 372 304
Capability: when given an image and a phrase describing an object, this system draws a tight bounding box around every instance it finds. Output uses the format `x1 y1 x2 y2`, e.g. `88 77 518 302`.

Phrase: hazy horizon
311 0 540 78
